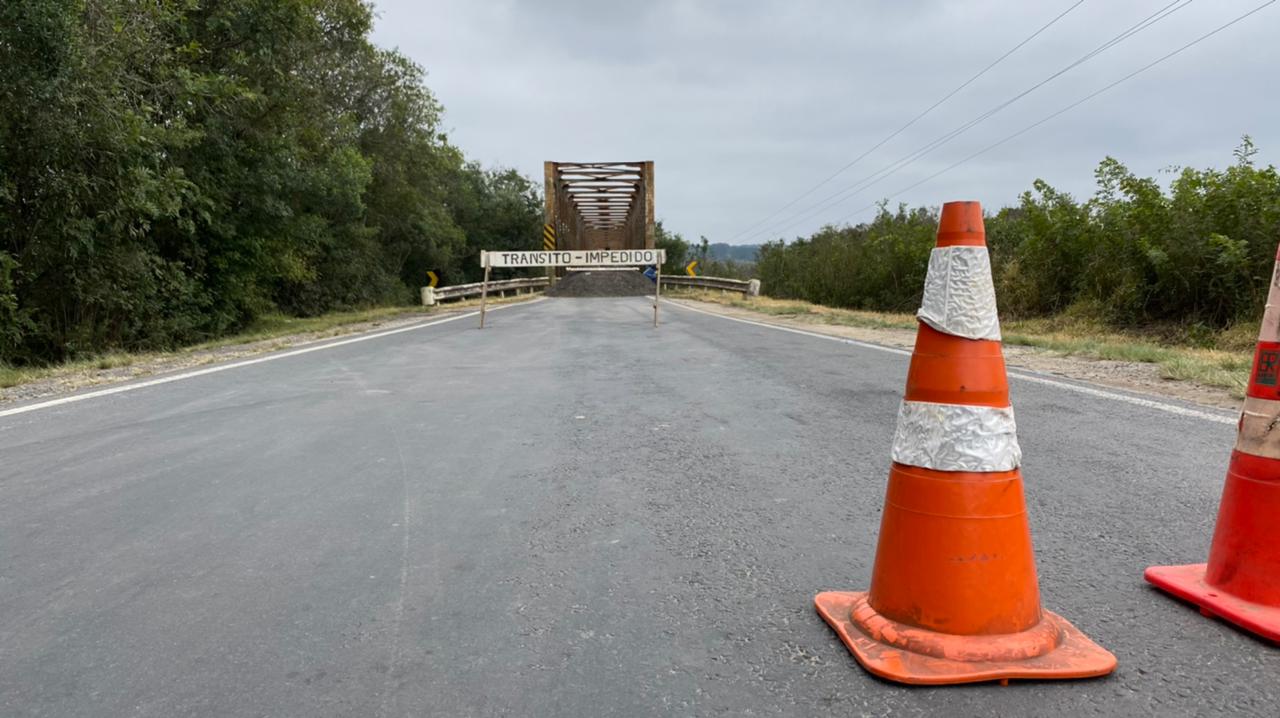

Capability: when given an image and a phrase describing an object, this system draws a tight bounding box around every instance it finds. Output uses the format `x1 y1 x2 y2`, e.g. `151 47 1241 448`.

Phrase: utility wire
740 0 1192 242
835 0 1276 225
721 0 1087 243
738 0 1196 243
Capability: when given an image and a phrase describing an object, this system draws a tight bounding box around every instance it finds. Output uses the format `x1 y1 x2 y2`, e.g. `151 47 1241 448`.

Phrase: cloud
372 0 1280 244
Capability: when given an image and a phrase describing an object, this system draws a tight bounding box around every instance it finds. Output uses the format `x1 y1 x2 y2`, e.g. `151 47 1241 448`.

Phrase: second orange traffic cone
814 201 1116 685
1144 242 1280 642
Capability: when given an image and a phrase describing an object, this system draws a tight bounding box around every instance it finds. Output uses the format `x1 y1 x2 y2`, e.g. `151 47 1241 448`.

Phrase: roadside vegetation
712 138 1278 396
755 139 1280 338
1 0 543 369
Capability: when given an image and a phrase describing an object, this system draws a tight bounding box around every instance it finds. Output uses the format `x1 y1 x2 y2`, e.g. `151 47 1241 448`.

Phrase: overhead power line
835 0 1277 225
739 0 1194 242
721 0 1087 243
737 0 1197 244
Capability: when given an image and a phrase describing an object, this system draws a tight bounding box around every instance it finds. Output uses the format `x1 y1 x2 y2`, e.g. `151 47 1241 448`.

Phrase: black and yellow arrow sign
685 260 699 277
426 271 438 288
542 224 556 251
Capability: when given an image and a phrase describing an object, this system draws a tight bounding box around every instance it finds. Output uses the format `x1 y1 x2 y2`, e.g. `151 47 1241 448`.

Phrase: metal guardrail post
656 275 758 296
424 277 548 304
478 254 491 329
653 263 661 327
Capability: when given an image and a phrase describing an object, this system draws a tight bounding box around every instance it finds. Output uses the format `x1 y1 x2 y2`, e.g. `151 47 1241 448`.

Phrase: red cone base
1145 450 1280 643
814 591 1117 685
1144 564 1280 644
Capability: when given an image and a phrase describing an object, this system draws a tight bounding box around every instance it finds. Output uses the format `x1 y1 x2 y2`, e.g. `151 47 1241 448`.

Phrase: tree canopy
0 0 542 364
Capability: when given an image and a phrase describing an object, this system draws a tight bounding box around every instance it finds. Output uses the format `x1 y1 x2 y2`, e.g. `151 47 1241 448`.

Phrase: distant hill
706 243 761 263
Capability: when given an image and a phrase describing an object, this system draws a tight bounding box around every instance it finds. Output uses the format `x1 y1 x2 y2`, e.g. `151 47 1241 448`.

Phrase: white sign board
483 249 665 268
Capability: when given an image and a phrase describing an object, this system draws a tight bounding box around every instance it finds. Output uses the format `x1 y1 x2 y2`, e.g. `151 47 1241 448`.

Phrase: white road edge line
0 299 542 419
666 300 1237 426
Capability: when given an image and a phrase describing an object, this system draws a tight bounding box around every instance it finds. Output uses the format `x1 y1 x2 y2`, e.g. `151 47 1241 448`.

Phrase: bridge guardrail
660 275 761 296
421 274 761 305
421 277 548 306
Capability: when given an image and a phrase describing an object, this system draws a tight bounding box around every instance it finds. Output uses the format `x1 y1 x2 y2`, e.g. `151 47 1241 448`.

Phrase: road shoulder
0 296 540 408
666 297 1240 411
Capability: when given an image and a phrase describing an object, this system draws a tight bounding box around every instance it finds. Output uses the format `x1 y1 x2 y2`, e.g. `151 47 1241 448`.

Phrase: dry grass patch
0 293 539 392
669 289 1254 397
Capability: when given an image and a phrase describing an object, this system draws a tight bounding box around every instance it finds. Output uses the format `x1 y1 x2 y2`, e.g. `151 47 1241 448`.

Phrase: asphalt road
1 297 1275 717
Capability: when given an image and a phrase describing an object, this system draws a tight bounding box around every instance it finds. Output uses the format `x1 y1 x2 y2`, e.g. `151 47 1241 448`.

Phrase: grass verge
0 293 533 391
667 289 1253 397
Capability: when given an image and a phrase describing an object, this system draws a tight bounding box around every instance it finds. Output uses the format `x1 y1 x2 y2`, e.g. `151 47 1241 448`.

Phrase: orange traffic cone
814 201 1117 685
1144 244 1280 642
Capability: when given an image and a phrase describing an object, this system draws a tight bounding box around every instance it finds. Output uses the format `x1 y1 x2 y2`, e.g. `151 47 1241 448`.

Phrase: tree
654 221 689 275
0 0 543 364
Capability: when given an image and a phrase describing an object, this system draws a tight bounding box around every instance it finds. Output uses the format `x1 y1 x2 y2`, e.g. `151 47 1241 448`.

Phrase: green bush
757 203 935 311
757 138 1280 332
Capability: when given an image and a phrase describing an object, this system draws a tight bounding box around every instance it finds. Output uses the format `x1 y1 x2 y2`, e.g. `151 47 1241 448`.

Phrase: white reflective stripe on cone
890 400 1022 472
1236 395 1280 460
1259 260 1280 343
917 245 1002 341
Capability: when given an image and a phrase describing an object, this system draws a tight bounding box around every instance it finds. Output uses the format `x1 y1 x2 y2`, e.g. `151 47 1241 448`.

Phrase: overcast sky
370 1 1279 245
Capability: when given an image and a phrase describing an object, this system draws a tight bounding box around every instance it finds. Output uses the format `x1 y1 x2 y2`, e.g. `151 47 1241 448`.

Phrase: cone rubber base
814 591 1116 685
1144 563 1280 644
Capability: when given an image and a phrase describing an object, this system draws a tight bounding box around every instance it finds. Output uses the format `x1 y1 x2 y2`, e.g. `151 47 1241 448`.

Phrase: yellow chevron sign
685 260 699 277
542 224 556 251
426 271 438 288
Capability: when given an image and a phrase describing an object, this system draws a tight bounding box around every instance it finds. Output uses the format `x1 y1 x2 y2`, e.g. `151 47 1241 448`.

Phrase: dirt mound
545 270 655 297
